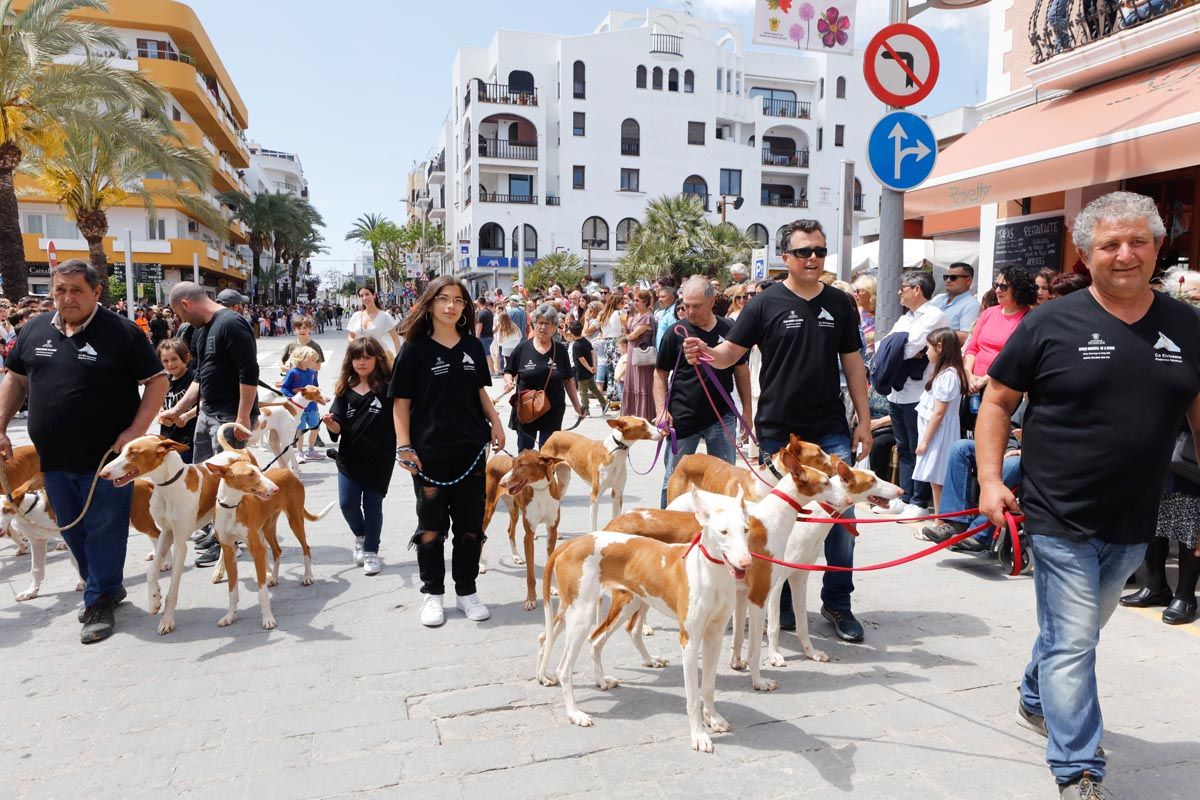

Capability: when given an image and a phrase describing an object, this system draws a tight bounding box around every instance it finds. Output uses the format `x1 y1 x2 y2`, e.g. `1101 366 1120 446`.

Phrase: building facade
421 8 883 296
12 0 253 297
908 0 1200 285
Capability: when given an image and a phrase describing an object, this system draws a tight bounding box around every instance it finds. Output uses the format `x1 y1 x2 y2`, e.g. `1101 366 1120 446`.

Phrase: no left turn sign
864 23 940 108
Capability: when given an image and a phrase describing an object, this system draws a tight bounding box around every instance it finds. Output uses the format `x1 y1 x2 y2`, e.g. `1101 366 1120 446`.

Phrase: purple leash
625 327 688 476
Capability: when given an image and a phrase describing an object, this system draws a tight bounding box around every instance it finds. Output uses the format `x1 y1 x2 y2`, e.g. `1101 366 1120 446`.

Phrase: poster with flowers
752 0 856 56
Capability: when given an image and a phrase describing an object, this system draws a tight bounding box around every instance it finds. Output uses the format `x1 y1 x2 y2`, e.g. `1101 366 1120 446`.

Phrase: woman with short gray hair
504 303 584 451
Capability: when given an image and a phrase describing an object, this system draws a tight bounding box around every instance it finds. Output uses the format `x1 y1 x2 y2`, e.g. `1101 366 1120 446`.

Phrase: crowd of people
0 191 1197 799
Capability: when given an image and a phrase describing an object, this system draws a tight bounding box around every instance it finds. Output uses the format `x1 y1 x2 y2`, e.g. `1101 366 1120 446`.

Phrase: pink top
964 305 1029 377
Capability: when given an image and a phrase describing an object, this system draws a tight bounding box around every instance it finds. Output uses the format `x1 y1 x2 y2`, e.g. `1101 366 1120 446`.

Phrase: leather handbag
1170 431 1200 485
517 359 555 425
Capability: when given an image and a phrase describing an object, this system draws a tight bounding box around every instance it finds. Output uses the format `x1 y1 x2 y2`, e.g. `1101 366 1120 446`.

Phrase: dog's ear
203 461 228 477
606 418 623 431
690 487 709 526
779 445 803 477
159 440 190 454
538 455 564 467
835 457 853 482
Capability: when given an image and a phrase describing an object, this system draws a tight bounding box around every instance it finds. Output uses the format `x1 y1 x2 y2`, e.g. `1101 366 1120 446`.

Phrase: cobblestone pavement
1 330 1197 799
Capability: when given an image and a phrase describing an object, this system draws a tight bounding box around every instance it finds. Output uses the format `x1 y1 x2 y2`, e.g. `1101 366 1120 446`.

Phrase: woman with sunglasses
964 264 1038 397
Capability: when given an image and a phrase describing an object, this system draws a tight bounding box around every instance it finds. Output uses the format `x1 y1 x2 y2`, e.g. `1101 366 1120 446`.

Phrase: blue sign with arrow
867 110 937 192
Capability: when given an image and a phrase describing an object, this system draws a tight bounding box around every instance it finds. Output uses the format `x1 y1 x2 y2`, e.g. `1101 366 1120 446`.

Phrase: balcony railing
573 81 586 99
427 153 446 177
650 33 683 56
476 81 538 106
1028 0 1198 64
762 148 810 168
763 195 808 209
138 47 193 65
620 138 640 156
761 98 811 119
464 186 472 207
478 138 538 160
854 193 866 212
464 143 471 164
546 195 561 206
479 193 538 205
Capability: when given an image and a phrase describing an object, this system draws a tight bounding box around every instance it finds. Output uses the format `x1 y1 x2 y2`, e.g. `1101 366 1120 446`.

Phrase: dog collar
217 496 242 510
766 460 784 480
610 435 629 452
156 466 188 488
22 492 39 513
287 395 308 410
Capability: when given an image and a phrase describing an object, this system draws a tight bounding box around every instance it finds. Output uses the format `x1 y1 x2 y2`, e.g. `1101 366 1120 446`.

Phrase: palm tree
222 190 290 300
0 0 168 298
344 212 392 288
254 259 283 303
617 195 755 284
525 250 584 292
272 195 324 303
23 105 221 299
698 222 756 279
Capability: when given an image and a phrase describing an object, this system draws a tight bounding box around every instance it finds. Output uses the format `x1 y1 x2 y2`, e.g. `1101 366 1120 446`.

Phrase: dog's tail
216 422 256 453
305 500 338 522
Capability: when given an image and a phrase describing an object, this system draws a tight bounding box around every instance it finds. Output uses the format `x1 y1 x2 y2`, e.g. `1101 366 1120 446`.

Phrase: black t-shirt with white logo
658 317 747 439
727 283 862 442
189 308 260 418
989 290 1200 544
161 369 197 450
505 338 572 434
329 387 396 494
570 337 596 380
7 308 163 472
389 334 491 467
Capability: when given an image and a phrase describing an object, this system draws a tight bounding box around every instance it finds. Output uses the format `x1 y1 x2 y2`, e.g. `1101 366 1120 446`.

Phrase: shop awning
906 54 1200 218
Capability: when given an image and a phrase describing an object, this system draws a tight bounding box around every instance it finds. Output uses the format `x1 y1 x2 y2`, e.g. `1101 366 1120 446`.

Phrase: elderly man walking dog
980 192 1200 800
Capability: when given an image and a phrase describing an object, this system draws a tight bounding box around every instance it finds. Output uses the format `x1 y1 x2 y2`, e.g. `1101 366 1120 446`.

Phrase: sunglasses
746 291 758 297
994 282 1010 291
785 246 829 259
943 274 968 282
733 295 746 301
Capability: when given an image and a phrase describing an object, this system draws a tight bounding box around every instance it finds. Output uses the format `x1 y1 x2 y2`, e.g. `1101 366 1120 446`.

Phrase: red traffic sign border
864 23 940 108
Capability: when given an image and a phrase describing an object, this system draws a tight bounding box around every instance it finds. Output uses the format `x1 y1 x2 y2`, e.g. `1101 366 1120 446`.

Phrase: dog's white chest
526 482 559 527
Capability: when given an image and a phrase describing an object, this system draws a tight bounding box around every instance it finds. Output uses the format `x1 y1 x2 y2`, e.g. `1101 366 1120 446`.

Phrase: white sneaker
420 594 445 627
455 593 490 621
363 552 381 576
899 503 930 519
352 536 365 567
872 497 907 516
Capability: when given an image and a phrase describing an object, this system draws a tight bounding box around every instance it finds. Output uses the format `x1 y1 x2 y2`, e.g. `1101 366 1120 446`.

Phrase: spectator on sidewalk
928 263 979 344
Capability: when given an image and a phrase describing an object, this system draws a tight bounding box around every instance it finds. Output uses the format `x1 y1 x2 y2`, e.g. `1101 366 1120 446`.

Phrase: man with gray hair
980 191 1200 799
0 260 167 644
654 275 751 507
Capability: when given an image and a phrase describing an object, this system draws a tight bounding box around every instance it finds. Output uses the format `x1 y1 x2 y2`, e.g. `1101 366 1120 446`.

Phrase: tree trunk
250 239 262 301
0 142 28 300
76 209 111 304
289 257 300 302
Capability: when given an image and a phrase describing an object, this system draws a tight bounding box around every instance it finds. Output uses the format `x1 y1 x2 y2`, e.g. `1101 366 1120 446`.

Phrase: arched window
652 66 663 90
853 178 864 211
573 60 586 99
508 70 534 94
636 65 647 89
668 68 679 92
620 118 640 156
511 224 538 261
747 223 769 248
682 174 708 209
480 222 505 257
615 218 639 251
683 69 694 93
836 76 846 99
582 216 609 250
775 224 792 256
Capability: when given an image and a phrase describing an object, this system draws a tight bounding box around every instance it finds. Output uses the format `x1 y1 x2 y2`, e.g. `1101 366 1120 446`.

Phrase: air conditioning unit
188 220 199 233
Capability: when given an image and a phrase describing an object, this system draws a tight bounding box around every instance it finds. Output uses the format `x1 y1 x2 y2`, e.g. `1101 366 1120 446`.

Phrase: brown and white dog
205 457 335 630
482 450 571 610
0 445 43 556
0 478 83 600
536 489 753 753
664 435 834 504
540 417 663 532
248 385 329 472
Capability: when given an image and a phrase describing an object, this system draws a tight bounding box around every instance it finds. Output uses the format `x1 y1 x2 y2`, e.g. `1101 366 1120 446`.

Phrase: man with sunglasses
683 219 873 642
930 262 980 344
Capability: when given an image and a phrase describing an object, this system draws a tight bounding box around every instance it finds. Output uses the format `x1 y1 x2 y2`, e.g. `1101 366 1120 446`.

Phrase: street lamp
717 195 744 224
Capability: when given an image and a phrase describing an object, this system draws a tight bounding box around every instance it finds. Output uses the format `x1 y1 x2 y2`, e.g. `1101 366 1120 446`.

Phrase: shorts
299 406 320 433
481 336 493 355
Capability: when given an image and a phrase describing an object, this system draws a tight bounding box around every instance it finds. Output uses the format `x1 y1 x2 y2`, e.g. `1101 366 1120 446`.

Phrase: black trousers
410 455 487 596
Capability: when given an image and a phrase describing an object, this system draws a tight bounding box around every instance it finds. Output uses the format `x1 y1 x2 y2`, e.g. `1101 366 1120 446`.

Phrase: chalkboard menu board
993 216 1066 272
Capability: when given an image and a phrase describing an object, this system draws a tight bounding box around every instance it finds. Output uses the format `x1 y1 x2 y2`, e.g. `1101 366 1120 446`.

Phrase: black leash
257 380 285 397
260 423 318 471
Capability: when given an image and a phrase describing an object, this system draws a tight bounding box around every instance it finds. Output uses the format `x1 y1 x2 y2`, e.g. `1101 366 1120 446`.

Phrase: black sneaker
80 596 116 644
1018 695 1106 758
950 536 990 554
194 545 222 568
920 520 969 543
193 530 217 550
821 606 864 642
78 586 126 622
1059 773 1113 799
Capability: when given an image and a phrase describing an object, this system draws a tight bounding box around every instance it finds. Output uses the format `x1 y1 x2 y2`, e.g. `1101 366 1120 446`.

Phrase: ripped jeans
410 454 487 596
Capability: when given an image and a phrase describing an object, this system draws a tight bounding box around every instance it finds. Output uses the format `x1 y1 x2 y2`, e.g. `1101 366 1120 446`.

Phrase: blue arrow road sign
867 110 937 192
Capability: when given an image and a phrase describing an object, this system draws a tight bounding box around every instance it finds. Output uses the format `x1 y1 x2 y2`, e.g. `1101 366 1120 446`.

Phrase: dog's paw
159 561 172 573
510 555 525 565
805 648 830 663
595 676 620 690
217 612 237 627
148 593 162 615
523 598 537 612
538 674 560 687
729 656 748 671
641 622 653 637
144 551 155 561
54 541 68 552
752 678 780 692
703 711 732 733
478 558 488 574
550 585 559 597
643 657 669 668
767 652 787 668
261 615 277 630
299 576 314 587
690 730 715 753
567 710 593 727
14 588 38 601
74 580 85 592
157 616 176 635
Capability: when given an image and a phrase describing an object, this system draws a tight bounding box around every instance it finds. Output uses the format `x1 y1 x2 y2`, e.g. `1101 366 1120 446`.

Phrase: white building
423 7 883 296
247 142 309 199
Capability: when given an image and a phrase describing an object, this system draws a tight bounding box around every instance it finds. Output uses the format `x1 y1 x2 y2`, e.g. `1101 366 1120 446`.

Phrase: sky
187 0 989 279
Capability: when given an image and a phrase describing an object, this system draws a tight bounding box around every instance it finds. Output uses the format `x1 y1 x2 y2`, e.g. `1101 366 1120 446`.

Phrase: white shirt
885 302 949 405
600 313 624 339
348 308 398 354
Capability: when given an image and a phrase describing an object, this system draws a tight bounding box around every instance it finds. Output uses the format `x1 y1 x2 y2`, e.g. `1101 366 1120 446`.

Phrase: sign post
122 229 135 320
47 241 58 270
863 23 940 109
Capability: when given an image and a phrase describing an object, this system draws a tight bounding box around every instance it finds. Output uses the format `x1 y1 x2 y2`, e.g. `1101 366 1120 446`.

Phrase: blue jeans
888 400 930 507
338 472 383 553
761 431 856 612
660 414 737 508
939 438 1022 541
43 470 132 608
1020 534 1147 785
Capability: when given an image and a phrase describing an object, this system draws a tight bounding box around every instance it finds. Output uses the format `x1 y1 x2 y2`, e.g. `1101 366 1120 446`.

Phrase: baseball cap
217 288 249 307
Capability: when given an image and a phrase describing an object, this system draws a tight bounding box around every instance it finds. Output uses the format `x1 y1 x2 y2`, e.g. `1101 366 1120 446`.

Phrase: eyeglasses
434 294 466 307
993 282 1010 291
534 320 554 328
943 274 969 282
785 246 829 259
746 291 758 297
733 295 746 302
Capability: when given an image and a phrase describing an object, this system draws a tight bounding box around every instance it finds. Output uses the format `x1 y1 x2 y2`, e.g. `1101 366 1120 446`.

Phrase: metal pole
123 229 135 320
876 0 909 335
193 252 200 284
517 224 525 288
839 160 855 282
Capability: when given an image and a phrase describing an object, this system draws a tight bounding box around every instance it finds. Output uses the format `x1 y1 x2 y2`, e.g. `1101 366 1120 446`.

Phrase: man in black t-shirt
475 297 495 374
683 219 872 643
980 192 1200 797
655 276 750 507
0 261 167 644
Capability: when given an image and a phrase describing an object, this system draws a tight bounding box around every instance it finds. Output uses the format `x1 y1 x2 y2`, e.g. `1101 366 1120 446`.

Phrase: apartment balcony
762 195 808 209
762 148 810 169
620 138 640 156
1026 0 1200 90
427 152 446 184
478 138 538 160
760 98 812 120
137 45 193 65
573 81 586 99
650 33 683 57
475 81 538 107
138 57 249 167
463 186 472 207
546 195 561 206
479 192 538 205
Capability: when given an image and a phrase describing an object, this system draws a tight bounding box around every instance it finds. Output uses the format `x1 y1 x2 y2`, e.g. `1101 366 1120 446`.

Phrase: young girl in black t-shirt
157 339 196 463
323 337 396 576
389 276 505 628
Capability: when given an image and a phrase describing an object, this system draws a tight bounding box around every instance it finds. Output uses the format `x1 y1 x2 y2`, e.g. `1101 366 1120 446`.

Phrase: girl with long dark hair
913 327 967 512
390 276 505 627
